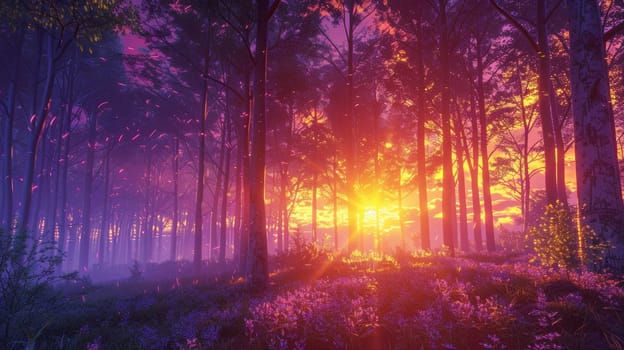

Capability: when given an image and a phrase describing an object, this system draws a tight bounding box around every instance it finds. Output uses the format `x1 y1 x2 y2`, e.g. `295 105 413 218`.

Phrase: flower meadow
6 254 624 349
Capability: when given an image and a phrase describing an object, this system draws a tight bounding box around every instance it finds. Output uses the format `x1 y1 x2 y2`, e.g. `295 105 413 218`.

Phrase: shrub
0 231 76 348
273 227 330 271
128 260 143 281
527 201 580 269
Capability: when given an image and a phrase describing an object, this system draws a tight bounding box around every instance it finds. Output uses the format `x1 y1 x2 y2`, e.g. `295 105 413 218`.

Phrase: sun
364 208 377 224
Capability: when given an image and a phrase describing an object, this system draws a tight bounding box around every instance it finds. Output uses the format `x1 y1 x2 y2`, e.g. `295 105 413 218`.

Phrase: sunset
1 0 624 349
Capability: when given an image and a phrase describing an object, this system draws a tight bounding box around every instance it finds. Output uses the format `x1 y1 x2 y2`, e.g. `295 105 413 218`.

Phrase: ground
4 251 624 350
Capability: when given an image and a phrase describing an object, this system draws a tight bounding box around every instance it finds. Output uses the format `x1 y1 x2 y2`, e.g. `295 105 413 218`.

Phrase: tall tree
437 0 457 255
567 0 624 271
247 0 281 290
490 0 564 206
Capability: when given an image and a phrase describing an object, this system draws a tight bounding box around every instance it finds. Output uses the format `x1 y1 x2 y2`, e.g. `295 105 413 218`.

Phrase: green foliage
274 227 330 271
499 226 526 253
0 0 137 52
527 202 611 271
577 221 611 272
0 231 76 348
528 201 580 269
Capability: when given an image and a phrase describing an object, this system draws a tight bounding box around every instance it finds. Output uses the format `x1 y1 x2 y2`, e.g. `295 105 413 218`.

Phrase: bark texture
567 0 624 272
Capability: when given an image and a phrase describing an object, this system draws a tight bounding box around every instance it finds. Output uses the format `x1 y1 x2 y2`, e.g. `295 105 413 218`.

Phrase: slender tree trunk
79 112 97 271
455 113 469 252
333 149 338 250
537 0 559 205
1 28 24 231
567 0 624 272
373 108 381 253
143 151 153 262
476 39 496 252
398 166 406 250
219 118 231 264
57 97 72 260
549 82 568 204
467 96 483 250
67 214 78 269
233 138 242 259
171 137 179 261
238 77 251 273
516 60 532 234
212 118 227 260
47 104 66 251
32 128 49 240
98 149 111 266
194 75 209 274
18 34 56 237
416 19 431 251
247 0 270 290
345 2 358 253
312 173 318 244
439 0 456 255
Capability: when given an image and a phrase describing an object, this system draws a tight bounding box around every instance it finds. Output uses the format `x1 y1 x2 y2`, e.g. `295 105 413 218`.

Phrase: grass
9 252 624 349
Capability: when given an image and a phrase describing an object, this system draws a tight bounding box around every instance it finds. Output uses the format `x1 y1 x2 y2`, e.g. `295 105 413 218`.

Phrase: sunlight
363 208 377 224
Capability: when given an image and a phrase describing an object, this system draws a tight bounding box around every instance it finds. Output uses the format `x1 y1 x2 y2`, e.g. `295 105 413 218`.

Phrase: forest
1 0 624 349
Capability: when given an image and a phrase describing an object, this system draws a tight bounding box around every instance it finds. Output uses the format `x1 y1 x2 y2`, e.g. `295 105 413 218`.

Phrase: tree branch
268 0 282 20
489 0 540 53
545 0 563 23
604 21 624 42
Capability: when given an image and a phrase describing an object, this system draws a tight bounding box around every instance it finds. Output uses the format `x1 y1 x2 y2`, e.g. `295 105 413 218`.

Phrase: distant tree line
1 0 624 286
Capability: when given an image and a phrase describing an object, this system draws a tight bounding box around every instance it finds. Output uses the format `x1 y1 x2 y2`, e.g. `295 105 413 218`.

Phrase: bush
499 226 526 254
0 230 76 348
273 227 330 271
527 202 611 271
528 201 580 269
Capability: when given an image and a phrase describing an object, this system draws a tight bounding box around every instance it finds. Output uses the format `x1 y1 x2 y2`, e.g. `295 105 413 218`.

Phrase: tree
382 0 434 251
490 0 565 206
247 0 282 290
567 0 624 272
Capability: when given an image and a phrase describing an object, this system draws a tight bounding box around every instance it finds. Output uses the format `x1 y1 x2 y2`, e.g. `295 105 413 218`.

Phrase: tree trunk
46 104 66 252
345 2 359 253
398 165 406 250
439 0 456 255
1 28 24 231
548 83 568 205
567 0 624 272
455 113 469 252
98 149 111 266
143 151 153 262
238 77 251 273
194 75 209 274
247 0 270 290
333 149 338 250
219 118 232 264
66 214 78 270
516 59 533 235
211 118 227 260
57 77 74 262
467 96 483 250
537 0 559 205
79 112 97 271
18 33 56 237
233 137 242 259
476 39 496 252
171 137 179 261
416 17 431 251
312 173 318 244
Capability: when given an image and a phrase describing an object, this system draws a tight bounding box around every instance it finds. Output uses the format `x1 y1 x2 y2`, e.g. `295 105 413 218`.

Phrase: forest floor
8 251 624 350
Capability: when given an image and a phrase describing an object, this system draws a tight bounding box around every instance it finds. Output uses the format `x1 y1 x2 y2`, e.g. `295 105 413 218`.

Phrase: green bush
0 230 75 348
528 201 580 269
527 202 610 271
